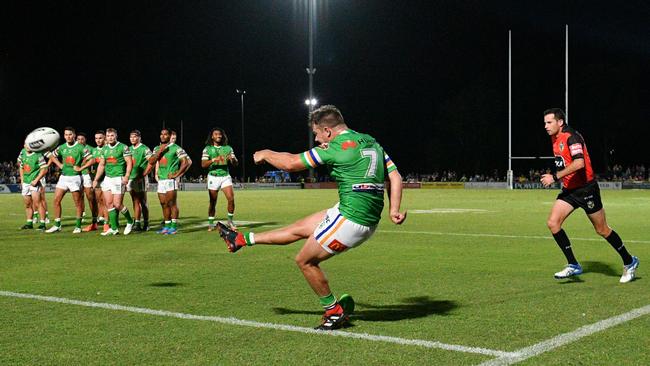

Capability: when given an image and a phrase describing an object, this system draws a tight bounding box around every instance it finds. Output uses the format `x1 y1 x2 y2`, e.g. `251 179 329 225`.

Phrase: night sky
2 1 649 178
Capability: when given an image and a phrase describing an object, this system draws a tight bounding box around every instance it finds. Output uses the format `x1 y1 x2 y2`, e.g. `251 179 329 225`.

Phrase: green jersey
300 130 398 226
91 145 104 177
153 143 188 180
17 149 47 184
201 144 235 177
101 142 132 178
130 143 153 179
81 145 94 175
52 142 91 177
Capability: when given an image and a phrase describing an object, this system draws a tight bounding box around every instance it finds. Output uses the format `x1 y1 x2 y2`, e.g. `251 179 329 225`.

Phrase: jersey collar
66 141 78 148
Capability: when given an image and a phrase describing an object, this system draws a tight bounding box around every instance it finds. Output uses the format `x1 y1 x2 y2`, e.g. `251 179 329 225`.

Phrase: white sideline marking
379 230 650 244
411 209 491 214
478 304 650 365
0 290 514 358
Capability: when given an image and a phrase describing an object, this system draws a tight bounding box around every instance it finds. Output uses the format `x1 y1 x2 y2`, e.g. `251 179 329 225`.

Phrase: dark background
2 0 649 178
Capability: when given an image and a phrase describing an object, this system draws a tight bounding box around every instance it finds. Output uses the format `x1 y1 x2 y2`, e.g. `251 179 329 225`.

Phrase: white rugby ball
25 127 60 152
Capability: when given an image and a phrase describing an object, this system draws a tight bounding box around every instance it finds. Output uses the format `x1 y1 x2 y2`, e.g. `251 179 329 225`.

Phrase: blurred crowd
3 160 649 185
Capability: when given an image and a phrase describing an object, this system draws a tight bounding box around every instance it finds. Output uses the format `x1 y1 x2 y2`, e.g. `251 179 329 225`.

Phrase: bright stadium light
304 98 318 106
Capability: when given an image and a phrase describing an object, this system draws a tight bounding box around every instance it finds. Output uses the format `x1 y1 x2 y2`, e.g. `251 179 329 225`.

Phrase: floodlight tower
306 0 317 179
236 89 246 181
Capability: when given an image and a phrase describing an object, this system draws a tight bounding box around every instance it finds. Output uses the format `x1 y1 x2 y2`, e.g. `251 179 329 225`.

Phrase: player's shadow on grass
581 261 619 277
273 296 457 321
182 220 278 233
148 282 184 287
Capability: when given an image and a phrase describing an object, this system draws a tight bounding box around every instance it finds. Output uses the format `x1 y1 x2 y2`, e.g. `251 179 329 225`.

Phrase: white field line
0 290 514 358
379 230 650 244
478 304 650 366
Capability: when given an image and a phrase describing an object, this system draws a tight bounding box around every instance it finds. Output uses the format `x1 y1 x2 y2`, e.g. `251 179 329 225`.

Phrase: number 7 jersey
300 130 398 226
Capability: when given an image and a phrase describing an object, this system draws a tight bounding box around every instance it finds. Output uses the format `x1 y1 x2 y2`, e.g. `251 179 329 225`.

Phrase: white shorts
207 175 233 191
157 179 177 194
127 176 149 193
101 176 126 194
22 183 42 196
313 204 377 255
40 177 46 186
82 174 93 188
56 175 83 192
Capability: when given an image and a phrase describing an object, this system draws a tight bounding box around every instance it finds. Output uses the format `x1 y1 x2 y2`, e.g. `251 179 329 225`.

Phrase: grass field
1 188 648 365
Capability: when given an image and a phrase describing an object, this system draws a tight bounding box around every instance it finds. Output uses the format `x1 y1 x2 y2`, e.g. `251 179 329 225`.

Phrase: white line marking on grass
379 230 650 244
0 290 514 358
410 209 491 214
478 304 650 365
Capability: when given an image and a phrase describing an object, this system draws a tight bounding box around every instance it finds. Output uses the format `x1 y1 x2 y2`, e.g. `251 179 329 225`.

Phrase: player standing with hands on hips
202 127 238 231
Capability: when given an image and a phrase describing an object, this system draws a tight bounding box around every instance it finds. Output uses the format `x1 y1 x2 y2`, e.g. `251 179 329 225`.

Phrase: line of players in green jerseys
18 125 238 235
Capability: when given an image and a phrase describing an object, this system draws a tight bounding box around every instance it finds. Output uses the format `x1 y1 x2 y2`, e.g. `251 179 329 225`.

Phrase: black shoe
20 224 34 230
314 307 350 331
132 223 142 232
217 222 246 253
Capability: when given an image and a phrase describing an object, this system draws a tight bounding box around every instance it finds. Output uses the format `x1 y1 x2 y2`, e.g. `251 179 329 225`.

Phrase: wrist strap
552 173 559 182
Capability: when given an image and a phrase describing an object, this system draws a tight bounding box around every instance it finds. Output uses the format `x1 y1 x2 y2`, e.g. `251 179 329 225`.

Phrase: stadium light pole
507 30 513 189
236 89 246 182
565 24 569 124
306 0 317 179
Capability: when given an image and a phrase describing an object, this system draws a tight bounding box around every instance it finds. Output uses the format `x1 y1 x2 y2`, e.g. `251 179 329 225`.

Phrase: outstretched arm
385 169 407 225
253 150 306 172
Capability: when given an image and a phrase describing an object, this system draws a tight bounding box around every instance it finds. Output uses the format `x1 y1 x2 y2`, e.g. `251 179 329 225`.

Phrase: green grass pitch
1 189 648 365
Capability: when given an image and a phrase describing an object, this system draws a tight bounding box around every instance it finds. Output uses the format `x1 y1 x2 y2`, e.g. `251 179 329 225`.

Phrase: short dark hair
95 130 105 135
106 128 117 134
130 129 141 136
77 132 87 138
64 126 76 134
309 105 345 127
161 127 171 134
543 108 566 122
170 129 177 136
205 127 229 146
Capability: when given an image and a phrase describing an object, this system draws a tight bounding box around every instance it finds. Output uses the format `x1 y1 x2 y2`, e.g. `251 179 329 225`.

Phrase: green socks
109 209 118 230
319 293 337 309
120 207 134 224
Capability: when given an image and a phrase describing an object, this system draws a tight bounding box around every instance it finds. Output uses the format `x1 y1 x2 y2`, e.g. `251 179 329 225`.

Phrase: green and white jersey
101 141 131 178
80 145 94 175
300 130 398 226
130 143 153 179
90 145 104 177
52 142 91 176
17 148 47 184
201 144 234 177
153 143 188 180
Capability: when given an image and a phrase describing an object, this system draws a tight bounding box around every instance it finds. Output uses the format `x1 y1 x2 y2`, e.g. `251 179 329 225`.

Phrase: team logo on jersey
23 165 32 172
160 157 168 165
106 157 118 164
341 140 358 150
65 156 76 164
559 142 564 152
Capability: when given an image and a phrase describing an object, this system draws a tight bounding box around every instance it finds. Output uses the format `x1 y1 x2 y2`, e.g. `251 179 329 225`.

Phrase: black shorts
557 180 603 214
